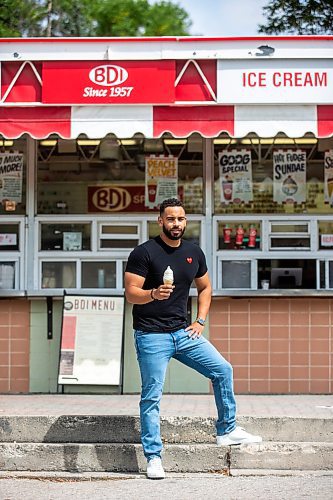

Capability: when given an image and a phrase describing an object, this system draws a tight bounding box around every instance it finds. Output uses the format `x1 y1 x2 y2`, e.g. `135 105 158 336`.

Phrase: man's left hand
185 321 204 339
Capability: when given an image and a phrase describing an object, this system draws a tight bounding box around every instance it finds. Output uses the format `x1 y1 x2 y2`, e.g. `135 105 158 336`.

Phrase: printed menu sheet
59 296 124 386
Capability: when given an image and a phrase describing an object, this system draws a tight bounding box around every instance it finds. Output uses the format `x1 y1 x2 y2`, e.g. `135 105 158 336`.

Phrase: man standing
124 198 261 479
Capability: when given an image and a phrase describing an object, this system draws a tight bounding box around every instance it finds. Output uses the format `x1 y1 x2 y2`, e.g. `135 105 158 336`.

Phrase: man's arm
185 271 212 338
124 272 174 304
195 271 212 320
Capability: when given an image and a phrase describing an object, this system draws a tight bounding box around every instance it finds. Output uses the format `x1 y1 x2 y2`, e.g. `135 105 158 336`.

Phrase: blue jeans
134 328 236 461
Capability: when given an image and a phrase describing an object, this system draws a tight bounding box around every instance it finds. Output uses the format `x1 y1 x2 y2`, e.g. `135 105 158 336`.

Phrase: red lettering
294 72 303 86
273 72 281 86
242 72 266 87
248 72 256 87
316 72 327 86
284 72 293 86
258 73 266 86
304 73 313 86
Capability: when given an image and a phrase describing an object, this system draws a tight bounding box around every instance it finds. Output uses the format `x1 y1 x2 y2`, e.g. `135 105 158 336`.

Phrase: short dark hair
159 198 184 215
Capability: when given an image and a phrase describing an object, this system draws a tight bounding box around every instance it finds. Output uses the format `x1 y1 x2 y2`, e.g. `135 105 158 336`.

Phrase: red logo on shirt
186 257 193 263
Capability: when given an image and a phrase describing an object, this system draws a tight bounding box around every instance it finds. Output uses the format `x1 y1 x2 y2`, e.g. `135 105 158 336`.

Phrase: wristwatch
196 317 206 326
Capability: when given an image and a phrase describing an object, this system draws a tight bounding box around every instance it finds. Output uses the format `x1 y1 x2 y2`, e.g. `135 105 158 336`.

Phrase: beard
162 223 186 240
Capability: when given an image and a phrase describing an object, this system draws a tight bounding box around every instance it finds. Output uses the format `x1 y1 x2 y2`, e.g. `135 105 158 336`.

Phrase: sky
151 0 268 37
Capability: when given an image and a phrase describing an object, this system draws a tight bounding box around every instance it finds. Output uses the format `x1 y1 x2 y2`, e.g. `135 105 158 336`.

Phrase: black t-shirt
125 236 208 332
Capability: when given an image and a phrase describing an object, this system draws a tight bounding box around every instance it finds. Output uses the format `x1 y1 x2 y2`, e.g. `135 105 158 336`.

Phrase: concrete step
0 442 332 473
0 415 331 443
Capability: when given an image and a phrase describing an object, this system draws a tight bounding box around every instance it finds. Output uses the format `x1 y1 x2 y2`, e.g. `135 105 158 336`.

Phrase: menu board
58 295 124 386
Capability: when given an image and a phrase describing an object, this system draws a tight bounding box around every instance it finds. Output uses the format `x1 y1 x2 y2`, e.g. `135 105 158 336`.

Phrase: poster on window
218 150 253 204
273 149 306 204
0 152 24 202
58 295 124 386
145 155 178 208
324 150 333 205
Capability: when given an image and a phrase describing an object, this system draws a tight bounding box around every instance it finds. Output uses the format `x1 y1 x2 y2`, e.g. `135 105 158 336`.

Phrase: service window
98 223 140 250
37 136 204 215
41 261 77 289
213 136 333 217
81 261 117 288
40 223 91 251
0 223 20 251
217 221 261 250
219 260 252 289
0 261 16 289
268 221 311 250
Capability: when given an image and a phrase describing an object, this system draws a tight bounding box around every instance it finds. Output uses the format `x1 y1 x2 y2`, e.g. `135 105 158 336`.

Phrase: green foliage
0 0 44 37
145 1 192 36
258 0 333 35
0 0 192 37
94 0 192 37
43 0 96 36
94 0 149 37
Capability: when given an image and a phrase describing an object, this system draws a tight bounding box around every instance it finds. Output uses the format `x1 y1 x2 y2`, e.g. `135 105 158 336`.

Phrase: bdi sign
217 59 333 104
42 61 175 104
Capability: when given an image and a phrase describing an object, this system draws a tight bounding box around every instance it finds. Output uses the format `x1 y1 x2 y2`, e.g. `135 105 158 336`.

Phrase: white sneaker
146 457 165 479
217 426 262 446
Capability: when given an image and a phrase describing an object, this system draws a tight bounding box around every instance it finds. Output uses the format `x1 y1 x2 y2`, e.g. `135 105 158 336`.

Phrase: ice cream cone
163 266 174 285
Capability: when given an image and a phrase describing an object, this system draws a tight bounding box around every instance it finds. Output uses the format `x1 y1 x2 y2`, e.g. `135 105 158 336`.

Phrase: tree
94 0 192 37
0 0 44 37
144 1 192 36
258 0 333 35
0 0 192 37
42 0 96 36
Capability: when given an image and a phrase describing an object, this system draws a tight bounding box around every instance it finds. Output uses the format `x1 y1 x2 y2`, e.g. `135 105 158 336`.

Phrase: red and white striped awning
0 37 332 140
0 104 332 139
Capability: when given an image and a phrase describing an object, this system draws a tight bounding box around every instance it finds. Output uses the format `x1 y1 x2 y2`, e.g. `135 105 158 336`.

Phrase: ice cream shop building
0 36 332 395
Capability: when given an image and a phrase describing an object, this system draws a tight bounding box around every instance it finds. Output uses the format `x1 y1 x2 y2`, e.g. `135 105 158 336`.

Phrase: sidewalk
0 394 332 418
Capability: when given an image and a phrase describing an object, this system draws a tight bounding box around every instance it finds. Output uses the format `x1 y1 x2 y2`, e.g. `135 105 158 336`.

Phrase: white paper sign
324 150 333 205
63 232 82 251
321 234 333 247
145 155 178 208
273 149 306 204
217 59 333 104
0 233 17 246
218 149 253 204
0 152 24 202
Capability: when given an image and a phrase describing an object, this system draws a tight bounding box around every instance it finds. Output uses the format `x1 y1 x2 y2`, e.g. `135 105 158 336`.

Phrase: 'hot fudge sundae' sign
273 149 306 204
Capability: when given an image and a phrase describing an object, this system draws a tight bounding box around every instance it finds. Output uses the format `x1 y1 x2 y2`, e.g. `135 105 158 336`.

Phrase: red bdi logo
89 65 128 86
186 257 193 263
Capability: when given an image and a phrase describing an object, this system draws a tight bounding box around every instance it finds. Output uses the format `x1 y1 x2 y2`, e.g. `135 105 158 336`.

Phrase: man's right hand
152 284 174 300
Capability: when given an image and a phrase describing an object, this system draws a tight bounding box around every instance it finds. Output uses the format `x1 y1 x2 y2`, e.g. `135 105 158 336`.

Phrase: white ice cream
163 266 174 285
